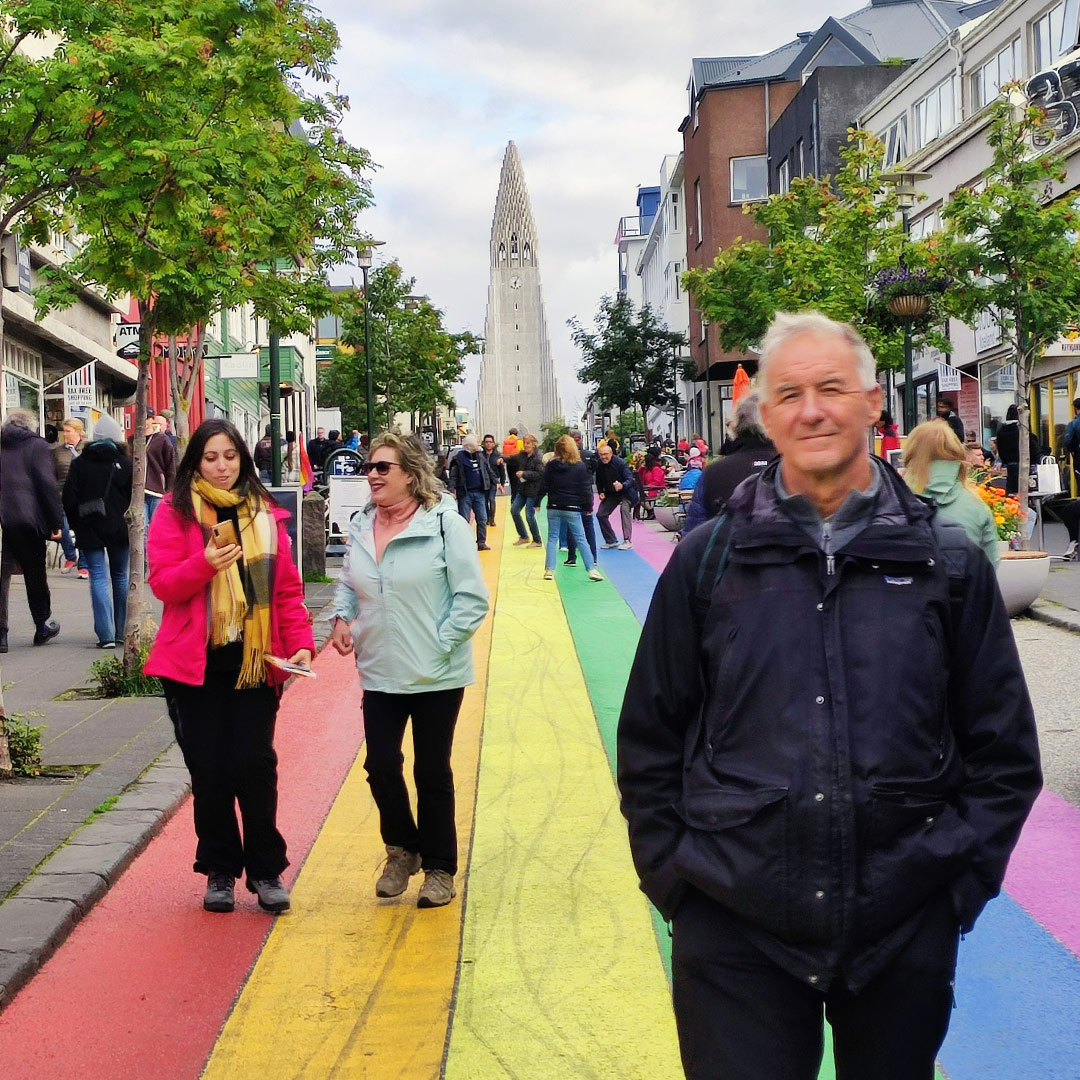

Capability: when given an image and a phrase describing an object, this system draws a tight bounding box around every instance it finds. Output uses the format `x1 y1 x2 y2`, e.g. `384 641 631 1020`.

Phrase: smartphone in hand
265 655 317 678
211 520 239 548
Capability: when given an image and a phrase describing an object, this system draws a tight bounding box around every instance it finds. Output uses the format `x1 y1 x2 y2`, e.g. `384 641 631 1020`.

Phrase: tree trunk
1017 360 1033 550
123 301 155 675
174 322 205 449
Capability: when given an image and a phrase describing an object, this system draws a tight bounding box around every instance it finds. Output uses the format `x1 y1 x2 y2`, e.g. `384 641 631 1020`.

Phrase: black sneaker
203 871 235 913
247 876 291 914
0 631 7 654
477 544 491 551
33 620 60 646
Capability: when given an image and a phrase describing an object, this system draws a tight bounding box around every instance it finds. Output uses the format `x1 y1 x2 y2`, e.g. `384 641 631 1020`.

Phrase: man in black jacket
481 434 506 528
935 396 965 443
0 410 64 650
617 311 1041 1080
683 392 777 535
447 435 494 550
595 441 635 550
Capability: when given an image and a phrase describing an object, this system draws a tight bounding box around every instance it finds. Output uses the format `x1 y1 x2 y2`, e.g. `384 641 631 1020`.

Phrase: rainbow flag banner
0 502 1075 1079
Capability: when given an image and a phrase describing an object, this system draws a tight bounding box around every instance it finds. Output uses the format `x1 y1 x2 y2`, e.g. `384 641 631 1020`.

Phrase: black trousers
0 525 52 632
486 485 498 524
565 511 598 560
671 888 959 1080
362 687 464 875
163 674 287 880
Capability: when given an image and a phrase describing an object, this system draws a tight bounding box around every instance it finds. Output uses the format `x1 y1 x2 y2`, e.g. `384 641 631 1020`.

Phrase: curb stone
0 595 341 1013
1025 599 1080 636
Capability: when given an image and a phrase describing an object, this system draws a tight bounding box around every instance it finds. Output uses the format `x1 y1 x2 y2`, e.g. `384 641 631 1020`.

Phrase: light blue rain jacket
331 494 489 693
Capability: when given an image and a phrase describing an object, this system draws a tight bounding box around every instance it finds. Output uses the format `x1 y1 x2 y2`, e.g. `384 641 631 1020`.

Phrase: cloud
318 0 842 420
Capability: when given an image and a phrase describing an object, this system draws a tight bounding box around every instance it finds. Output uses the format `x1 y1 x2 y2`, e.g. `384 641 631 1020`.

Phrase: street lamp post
701 313 714 454
880 169 932 434
356 240 385 443
269 331 282 485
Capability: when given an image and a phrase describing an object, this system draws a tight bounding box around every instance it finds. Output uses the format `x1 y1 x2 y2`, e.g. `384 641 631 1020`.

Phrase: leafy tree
683 130 949 373
570 295 685 432
939 92 1080 527
321 263 477 432
613 407 645 441
31 0 371 671
540 419 569 452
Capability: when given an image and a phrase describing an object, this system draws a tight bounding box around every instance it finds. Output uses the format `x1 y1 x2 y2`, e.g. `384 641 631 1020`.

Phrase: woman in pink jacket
144 419 314 916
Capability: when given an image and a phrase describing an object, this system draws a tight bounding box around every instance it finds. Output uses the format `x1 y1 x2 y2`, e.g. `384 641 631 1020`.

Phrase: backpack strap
692 514 733 631
928 515 969 650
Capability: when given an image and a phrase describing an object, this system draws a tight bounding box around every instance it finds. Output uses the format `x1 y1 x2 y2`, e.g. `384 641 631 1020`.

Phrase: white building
634 153 693 443
475 142 563 440
859 0 1080 458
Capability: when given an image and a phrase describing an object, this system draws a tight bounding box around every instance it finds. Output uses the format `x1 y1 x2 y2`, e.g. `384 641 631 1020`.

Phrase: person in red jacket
144 419 314 916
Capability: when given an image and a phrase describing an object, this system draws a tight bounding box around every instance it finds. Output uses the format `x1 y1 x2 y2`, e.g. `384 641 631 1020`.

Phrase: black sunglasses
360 460 404 476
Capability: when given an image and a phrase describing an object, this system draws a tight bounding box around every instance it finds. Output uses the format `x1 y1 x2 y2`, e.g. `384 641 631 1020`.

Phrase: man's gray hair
462 434 480 451
5 408 38 432
730 391 766 440
757 311 877 395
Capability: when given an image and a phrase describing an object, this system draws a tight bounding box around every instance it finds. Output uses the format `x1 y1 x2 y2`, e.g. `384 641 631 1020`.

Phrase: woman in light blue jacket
330 433 488 909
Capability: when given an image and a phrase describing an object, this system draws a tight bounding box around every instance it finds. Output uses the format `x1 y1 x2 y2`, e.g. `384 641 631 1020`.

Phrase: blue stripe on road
594 548 659 625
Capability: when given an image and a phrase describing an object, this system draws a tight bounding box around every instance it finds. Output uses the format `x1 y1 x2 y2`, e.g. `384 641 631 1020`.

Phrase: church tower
476 142 562 440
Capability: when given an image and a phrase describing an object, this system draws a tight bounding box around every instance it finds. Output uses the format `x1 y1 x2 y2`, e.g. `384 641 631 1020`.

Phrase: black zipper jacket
617 460 1041 992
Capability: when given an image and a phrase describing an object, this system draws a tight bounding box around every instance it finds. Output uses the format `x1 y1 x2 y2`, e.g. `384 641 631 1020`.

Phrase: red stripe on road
0 646 366 1080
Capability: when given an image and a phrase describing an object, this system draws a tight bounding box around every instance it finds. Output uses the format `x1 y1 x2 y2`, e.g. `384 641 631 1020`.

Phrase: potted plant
870 265 951 319
653 491 683 532
976 482 1049 615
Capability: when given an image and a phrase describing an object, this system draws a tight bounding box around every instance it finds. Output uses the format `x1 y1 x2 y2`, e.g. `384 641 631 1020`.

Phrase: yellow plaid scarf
191 476 277 689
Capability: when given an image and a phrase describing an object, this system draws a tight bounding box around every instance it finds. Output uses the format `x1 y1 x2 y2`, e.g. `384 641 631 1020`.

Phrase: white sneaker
601 541 619 549
543 569 554 580
617 540 633 550
588 568 603 582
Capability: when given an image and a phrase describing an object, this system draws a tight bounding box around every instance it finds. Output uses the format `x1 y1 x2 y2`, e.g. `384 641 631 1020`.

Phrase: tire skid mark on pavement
200 504 503 1080
0 643 366 1080
442 511 681 1079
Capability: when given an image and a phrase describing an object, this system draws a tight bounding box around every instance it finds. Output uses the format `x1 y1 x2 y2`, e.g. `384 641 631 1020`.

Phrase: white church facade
475 142 562 439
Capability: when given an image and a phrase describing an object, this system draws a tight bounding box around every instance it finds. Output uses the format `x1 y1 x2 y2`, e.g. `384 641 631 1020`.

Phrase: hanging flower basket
886 293 931 317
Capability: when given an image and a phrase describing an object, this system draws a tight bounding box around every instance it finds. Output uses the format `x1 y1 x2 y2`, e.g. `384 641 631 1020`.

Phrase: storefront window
979 357 1017 449
3 371 41 422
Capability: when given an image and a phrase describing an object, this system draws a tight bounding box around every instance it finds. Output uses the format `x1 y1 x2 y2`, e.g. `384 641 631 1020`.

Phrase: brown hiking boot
375 845 422 898
417 869 456 908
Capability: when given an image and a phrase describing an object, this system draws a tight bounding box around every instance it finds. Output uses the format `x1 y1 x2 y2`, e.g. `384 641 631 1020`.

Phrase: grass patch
303 571 334 584
90 641 162 698
84 794 119 825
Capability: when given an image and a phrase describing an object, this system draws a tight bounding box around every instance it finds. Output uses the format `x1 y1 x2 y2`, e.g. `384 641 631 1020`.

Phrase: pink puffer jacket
143 495 315 687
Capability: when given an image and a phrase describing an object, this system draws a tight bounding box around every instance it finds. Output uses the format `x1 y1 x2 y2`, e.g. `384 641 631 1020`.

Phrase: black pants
671 888 959 1080
362 687 464 874
163 674 287 880
486 485 498 524
0 525 52 632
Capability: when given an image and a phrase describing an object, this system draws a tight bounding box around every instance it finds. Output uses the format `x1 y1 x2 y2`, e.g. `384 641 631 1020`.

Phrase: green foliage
613 408 645 440
90 641 162 698
540 419 570 452
938 91 1080 523
84 794 119 825
303 571 333 584
4 713 44 777
570 296 685 424
321 263 478 431
683 129 950 373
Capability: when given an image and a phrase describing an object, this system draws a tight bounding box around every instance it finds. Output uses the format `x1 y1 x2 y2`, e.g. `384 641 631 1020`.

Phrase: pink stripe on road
1003 788 1080 959
628 520 677 575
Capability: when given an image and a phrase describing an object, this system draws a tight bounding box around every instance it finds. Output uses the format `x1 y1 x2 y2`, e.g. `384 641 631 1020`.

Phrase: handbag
77 461 118 518
1030 456 1063 495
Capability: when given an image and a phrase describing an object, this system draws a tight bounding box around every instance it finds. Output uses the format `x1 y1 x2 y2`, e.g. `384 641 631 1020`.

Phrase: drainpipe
947 28 964 121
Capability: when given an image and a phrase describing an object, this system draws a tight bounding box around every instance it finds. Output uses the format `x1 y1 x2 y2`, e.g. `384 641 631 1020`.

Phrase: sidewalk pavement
0 557 342 1009
1028 558 1080 634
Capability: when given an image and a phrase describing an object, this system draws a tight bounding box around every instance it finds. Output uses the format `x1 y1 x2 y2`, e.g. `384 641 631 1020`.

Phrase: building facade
476 142 562 439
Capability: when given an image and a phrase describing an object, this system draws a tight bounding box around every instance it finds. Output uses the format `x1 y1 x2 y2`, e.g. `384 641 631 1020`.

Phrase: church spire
490 141 537 271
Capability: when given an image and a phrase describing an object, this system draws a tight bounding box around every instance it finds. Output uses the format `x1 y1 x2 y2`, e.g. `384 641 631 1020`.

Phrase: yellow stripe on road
443 514 682 1078
201 507 503 1080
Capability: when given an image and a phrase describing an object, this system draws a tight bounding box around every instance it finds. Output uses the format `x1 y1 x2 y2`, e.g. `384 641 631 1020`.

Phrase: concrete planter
654 504 682 532
996 551 1051 616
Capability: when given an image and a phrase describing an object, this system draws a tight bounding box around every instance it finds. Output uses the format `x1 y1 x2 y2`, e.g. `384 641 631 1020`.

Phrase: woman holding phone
144 419 314 916
330 433 488 908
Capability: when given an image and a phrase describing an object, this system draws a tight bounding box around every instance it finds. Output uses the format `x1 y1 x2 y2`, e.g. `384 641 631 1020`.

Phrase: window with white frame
670 192 680 233
730 155 768 202
880 116 907 166
914 76 958 150
778 157 791 194
908 206 943 240
971 38 1022 110
694 179 703 244
1034 2 1067 72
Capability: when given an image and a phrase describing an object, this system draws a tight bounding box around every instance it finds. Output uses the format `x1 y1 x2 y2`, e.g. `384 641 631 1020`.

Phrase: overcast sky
320 0 842 422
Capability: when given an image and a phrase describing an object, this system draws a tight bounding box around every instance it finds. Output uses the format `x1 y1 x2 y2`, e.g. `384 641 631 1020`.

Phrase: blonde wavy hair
553 434 581 464
369 432 443 509
901 420 970 495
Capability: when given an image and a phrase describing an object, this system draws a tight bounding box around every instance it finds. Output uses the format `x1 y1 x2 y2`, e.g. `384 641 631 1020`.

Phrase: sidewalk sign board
266 485 302 572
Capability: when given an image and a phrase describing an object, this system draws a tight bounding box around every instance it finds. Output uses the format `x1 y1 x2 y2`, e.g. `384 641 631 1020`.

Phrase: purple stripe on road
626 519 677 575
1003 788 1080 960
